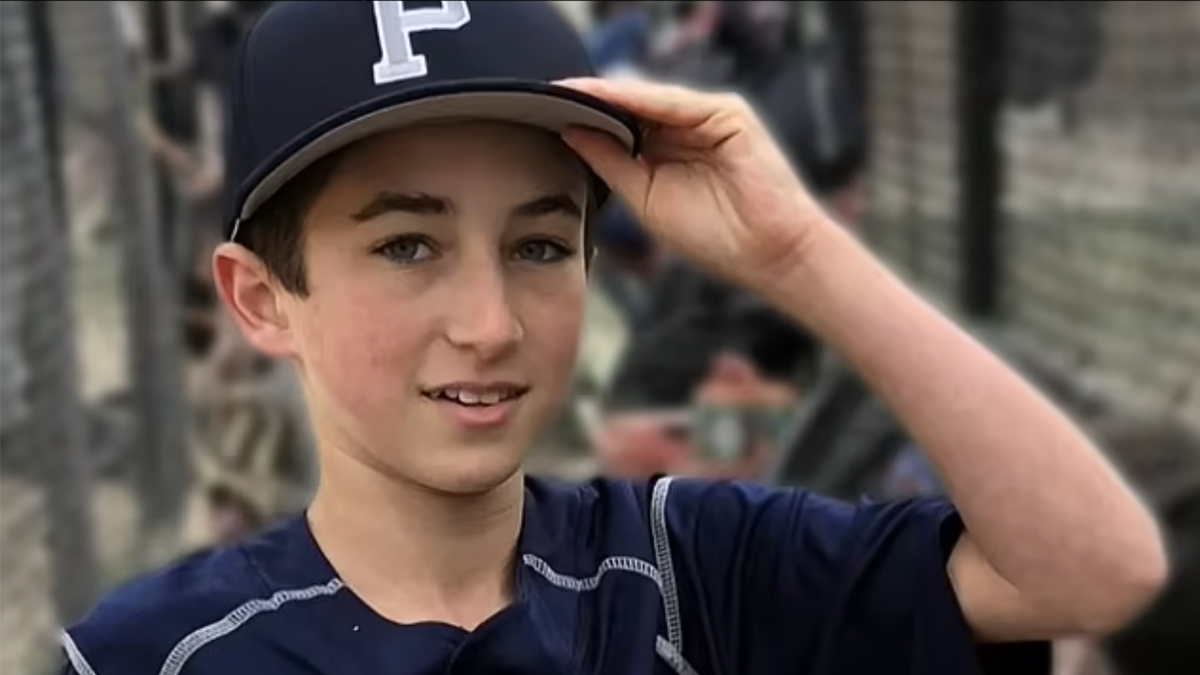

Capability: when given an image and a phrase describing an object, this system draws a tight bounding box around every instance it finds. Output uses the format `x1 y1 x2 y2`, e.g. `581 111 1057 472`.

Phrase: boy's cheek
297 318 415 414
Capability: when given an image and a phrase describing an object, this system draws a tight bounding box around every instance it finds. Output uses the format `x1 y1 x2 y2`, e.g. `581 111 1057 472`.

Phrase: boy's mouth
421 383 530 407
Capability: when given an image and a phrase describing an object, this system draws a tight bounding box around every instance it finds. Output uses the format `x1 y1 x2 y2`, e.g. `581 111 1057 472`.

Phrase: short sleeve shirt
61 476 1040 674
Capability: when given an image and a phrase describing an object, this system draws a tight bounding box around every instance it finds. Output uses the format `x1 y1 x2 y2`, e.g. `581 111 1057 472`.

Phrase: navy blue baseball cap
225 0 641 241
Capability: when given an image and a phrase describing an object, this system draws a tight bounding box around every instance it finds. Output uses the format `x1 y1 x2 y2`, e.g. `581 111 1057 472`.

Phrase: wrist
754 219 865 322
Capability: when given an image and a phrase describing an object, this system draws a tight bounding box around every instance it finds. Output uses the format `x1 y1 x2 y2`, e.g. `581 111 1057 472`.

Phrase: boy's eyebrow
351 191 583 222
513 192 583 220
350 191 447 222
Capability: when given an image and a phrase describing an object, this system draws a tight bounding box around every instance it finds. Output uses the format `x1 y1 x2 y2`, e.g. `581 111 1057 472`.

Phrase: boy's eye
375 236 436 264
515 239 573 263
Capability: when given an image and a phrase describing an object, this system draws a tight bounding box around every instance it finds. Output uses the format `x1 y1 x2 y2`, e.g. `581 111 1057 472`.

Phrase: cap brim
237 81 639 226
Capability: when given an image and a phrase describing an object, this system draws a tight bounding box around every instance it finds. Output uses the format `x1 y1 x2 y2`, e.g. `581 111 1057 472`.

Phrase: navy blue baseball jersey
57 475 1041 675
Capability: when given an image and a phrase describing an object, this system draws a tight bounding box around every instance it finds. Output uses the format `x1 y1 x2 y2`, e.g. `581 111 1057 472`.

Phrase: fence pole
98 1 192 560
2 0 102 625
955 0 1006 319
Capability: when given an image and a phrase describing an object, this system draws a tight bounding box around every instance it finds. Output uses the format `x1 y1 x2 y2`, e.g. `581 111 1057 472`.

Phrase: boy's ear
211 242 296 359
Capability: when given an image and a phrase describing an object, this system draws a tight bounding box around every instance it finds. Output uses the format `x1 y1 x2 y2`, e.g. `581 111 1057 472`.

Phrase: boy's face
227 122 590 495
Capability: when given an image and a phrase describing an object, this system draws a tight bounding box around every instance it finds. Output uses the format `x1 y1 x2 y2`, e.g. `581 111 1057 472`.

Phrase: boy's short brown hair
236 151 345 297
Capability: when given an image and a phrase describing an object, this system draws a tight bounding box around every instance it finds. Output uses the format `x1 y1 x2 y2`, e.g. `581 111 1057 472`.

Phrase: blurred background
0 1 1197 674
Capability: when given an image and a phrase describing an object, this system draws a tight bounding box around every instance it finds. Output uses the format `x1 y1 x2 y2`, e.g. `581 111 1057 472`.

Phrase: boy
61 2 1165 674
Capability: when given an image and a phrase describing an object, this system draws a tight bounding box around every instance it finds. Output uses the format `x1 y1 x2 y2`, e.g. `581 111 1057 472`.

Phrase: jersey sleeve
658 477 1046 674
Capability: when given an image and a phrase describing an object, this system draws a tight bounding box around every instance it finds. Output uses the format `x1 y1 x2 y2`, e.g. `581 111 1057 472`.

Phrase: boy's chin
409 455 527 497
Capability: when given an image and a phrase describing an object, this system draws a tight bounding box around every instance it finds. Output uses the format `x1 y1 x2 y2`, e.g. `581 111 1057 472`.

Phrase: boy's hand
557 77 831 294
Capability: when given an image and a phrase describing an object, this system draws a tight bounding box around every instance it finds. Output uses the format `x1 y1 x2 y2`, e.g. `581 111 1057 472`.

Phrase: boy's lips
420 382 530 430
420 382 530 407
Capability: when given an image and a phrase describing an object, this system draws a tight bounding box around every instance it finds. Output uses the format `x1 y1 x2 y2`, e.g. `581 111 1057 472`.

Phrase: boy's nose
443 271 525 362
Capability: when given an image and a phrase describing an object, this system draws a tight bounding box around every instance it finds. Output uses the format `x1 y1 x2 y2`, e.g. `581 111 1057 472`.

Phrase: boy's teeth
431 387 521 405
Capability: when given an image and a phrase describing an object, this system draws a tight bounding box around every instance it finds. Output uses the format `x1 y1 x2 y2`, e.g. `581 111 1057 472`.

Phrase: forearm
764 222 1165 626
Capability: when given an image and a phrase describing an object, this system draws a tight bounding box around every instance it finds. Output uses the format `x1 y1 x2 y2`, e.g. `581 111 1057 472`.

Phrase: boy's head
211 1 639 494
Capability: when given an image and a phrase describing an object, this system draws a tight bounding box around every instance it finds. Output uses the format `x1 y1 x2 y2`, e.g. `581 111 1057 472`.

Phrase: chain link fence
1 4 98 672
999 1 1200 419
861 0 1200 425
1 3 190 673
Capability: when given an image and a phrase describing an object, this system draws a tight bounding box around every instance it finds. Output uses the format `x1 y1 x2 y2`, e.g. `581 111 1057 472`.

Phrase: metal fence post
955 0 1005 319
0 0 102 629
96 2 193 555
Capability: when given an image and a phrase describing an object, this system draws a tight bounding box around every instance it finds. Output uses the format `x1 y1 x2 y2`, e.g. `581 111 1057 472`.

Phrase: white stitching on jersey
145 561 662 675
157 578 344 675
524 547 699 675
59 630 98 675
522 553 663 591
650 477 683 650
656 635 701 675
86 484 698 675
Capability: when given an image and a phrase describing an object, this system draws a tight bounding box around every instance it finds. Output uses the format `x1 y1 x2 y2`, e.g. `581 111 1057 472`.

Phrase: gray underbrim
233 89 636 238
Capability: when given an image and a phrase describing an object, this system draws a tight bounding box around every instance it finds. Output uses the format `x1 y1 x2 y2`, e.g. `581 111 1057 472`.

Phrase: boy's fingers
556 77 729 128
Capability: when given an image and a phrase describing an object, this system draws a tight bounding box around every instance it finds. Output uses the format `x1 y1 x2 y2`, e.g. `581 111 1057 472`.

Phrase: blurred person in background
181 383 315 553
877 442 945 499
189 1 275 202
139 1 272 373
590 198 662 325
588 1 861 479
140 1 270 234
586 0 653 77
598 350 799 480
750 0 868 225
590 0 867 312
594 265 819 480
203 485 266 550
645 1 732 87
712 0 795 91
158 482 268 573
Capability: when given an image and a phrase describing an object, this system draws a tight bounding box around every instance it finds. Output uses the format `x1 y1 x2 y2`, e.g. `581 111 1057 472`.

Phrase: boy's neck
307 459 525 629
